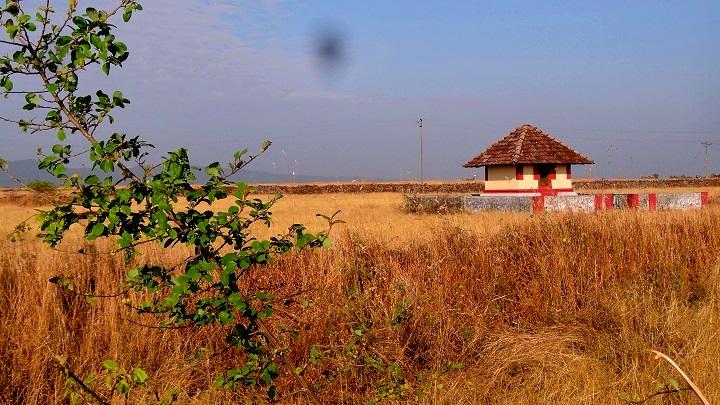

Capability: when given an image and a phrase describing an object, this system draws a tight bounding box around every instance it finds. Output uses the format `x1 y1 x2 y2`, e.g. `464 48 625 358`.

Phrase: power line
563 136 719 144
544 126 718 136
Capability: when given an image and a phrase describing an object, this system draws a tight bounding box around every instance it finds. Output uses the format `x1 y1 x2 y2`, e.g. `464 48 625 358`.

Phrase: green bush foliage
26 179 56 192
0 1 337 401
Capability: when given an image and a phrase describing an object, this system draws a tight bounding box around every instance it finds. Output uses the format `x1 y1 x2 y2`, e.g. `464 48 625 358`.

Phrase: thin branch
0 39 24 47
37 0 51 48
111 236 160 253
4 90 50 94
0 165 58 205
68 147 91 158
257 318 322 405
53 355 111 405
57 283 133 299
123 317 195 330
625 387 693 404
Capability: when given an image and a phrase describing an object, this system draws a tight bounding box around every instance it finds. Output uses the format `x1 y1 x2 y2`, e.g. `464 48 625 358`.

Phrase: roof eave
463 160 595 168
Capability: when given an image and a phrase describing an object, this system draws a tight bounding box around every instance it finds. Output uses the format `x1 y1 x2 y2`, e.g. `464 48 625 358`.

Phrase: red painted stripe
566 165 572 180
626 194 639 209
549 165 556 180
648 193 657 210
483 188 574 194
532 195 545 213
603 194 613 210
515 165 524 180
594 194 603 211
701 191 708 207
592 194 612 211
532 165 540 180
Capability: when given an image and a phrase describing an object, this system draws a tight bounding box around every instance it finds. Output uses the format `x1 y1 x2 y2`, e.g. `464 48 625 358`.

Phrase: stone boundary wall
463 195 534 213
403 194 463 213
2 177 719 196
544 195 596 213
248 178 720 194
408 192 710 213
655 192 704 210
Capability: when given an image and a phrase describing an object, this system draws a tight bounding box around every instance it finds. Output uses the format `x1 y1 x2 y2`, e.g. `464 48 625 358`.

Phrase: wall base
458 192 709 213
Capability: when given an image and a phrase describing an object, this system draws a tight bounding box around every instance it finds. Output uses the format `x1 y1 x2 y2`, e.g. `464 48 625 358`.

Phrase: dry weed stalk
650 350 710 405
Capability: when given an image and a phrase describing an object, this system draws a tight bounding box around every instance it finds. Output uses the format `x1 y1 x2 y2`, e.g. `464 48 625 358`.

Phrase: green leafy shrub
26 180 56 193
0 1 337 401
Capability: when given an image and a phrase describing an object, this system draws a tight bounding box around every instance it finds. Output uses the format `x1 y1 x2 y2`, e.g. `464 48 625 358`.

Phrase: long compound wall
461 192 709 213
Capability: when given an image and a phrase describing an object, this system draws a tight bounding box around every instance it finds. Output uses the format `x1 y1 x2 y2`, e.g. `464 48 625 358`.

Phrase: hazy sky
1 0 719 179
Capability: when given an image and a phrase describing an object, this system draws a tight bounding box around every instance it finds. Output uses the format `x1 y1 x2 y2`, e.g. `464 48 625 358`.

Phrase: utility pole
701 141 712 178
417 117 424 184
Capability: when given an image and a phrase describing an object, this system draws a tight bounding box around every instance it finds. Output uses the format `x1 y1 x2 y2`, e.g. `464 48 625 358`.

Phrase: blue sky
1 0 719 179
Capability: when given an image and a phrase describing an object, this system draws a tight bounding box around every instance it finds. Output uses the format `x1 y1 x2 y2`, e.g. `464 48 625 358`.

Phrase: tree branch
53 355 111 405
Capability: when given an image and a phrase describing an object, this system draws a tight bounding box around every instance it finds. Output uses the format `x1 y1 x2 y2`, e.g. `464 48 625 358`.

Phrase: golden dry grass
1 188 719 404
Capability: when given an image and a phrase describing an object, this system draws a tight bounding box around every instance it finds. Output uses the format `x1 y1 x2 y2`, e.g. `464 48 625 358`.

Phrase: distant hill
0 159 375 187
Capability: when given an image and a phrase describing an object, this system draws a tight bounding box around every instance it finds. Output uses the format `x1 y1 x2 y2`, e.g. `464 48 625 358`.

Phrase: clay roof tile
463 124 594 167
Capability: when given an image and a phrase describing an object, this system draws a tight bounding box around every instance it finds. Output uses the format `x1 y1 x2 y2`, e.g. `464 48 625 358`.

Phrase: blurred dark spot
313 23 347 79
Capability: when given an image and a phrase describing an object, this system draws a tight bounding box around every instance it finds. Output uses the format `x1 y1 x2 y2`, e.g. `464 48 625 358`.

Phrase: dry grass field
1 187 720 404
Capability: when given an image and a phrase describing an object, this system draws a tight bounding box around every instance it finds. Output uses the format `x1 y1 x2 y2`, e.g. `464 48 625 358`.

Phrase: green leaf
118 232 133 248
187 266 201 282
132 367 148 384
101 62 110 75
57 36 72 46
99 160 113 173
56 129 66 141
2 77 13 92
4 4 19 16
205 164 220 177
51 163 66 177
102 359 119 371
218 311 232 324
309 346 322 365
116 380 129 394
6 23 19 39
86 7 99 21
72 16 86 27
256 292 275 301
258 306 273 319
228 293 246 310
127 267 139 280
90 223 105 238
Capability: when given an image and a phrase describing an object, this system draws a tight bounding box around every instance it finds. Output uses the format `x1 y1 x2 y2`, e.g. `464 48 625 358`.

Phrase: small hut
464 124 594 196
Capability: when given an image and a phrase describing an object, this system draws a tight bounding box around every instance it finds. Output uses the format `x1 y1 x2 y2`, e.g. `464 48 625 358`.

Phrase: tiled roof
463 124 594 167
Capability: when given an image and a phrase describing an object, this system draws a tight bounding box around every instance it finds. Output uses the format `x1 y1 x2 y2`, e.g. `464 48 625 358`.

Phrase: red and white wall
462 192 709 213
483 164 574 195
